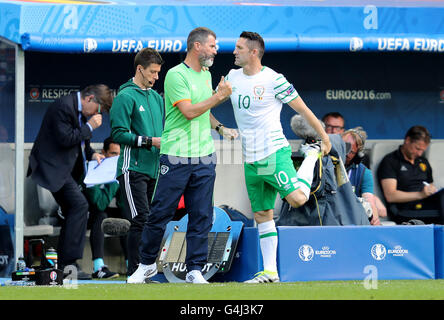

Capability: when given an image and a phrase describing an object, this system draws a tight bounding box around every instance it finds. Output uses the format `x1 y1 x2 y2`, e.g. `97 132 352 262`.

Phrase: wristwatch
139 136 152 149
215 123 224 134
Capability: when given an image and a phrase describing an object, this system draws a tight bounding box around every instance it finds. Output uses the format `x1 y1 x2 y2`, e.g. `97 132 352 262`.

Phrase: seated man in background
322 112 345 134
84 137 128 278
341 127 387 225
377 125 444 224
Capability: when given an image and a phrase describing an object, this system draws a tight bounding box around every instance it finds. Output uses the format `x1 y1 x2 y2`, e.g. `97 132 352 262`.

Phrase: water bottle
45 247 58 269
16 256 26 271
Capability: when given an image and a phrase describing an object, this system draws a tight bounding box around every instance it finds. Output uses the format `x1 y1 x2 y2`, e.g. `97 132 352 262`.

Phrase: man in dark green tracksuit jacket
83 136 127 279
110 48 164 276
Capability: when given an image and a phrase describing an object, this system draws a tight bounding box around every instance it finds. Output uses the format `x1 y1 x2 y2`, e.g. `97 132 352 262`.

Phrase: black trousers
51 176 89 266
392 189 444 224
88 207 128 262
139 154 216 272
117 171 155 276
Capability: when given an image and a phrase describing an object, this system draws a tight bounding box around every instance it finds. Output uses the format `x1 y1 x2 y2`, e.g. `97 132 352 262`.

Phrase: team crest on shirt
253 85 265 100
139 105 145 112
160 165 169 175
419 163 427 172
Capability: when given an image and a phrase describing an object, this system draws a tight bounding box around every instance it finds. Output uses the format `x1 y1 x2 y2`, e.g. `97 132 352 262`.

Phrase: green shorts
244 145 299 213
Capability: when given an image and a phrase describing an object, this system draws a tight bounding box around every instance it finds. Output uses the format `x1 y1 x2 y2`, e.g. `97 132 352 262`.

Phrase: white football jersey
226 66 299 162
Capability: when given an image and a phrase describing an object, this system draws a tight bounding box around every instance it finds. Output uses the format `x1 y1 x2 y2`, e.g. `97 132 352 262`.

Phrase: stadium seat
36 184 59 226
0 143 58 240
0 143 15 214
213 140 253 218
426 141 444 190
369 140 402 225
369 140 402 201
23 188 60 237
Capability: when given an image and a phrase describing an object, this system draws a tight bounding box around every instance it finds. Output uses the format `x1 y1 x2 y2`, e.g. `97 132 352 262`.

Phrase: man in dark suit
27 84 113 279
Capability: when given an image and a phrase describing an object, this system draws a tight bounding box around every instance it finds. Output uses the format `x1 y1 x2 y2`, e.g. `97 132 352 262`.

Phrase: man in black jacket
27 84 113 279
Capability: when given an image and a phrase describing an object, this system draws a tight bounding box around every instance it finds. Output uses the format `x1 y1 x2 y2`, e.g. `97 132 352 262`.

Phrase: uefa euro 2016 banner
20 34 444 53
1 0 443 53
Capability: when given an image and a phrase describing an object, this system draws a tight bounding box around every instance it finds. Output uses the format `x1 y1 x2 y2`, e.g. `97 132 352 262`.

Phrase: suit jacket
27 92 95 192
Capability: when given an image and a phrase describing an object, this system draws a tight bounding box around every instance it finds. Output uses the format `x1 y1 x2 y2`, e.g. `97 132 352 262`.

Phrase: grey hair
187 27 216 51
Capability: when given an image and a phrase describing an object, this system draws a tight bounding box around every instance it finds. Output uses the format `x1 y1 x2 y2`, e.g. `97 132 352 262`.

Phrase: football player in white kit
225 32 331 283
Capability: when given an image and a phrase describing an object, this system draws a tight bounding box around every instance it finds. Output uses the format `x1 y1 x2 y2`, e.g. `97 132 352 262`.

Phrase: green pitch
1 279 444 300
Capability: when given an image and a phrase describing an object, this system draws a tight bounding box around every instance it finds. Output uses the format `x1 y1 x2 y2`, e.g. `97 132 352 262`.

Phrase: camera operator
341 127 387 225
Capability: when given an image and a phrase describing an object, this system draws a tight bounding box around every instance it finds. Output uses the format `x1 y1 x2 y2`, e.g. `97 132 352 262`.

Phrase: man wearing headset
110 48 164 276
341 127 387 225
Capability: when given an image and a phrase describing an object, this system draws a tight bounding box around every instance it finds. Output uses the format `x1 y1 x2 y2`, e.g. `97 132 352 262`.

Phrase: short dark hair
405 125 431 144
240 31 265 59
80 84 114 113
187 27 216 51
134 48 164 72
322 112 345 124
103 136 117 152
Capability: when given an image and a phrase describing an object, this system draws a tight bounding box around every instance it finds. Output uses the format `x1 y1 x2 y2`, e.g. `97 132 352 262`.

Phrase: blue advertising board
278 225 435 281
215 225 437 282
434 225 444 279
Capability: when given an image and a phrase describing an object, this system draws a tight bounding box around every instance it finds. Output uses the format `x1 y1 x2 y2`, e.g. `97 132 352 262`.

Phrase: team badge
253 85 265 101
139 105 145 112
419 163 427 172
160 165 169 175
254 85 265 96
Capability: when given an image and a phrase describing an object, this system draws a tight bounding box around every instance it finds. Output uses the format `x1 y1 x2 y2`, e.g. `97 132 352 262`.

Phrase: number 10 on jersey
237 94 251 109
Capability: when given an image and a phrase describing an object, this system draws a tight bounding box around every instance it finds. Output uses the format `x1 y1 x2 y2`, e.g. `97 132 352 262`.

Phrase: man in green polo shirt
127 27 234 284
